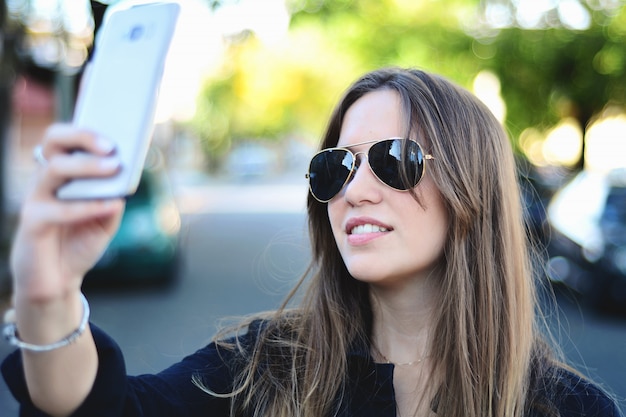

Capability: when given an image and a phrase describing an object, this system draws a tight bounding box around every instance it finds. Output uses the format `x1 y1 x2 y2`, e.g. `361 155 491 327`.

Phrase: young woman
2 67 622 417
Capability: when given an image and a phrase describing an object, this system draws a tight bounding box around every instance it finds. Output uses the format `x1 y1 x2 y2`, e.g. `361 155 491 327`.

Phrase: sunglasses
306 138 434 203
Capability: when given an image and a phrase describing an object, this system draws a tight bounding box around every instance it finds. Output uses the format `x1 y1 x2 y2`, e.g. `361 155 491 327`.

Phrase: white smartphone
57 2 180 200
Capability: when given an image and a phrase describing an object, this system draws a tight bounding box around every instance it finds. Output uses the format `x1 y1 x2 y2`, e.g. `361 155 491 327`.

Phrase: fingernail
3 308 16 324
101 198 117 207
96 137 115 154
100 157 121 170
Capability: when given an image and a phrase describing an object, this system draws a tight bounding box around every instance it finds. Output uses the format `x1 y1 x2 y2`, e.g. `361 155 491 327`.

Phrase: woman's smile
345 216 393 245
349 224 389 235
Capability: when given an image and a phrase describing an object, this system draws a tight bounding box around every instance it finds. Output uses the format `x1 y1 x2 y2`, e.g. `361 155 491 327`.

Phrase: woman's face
327 89 449 288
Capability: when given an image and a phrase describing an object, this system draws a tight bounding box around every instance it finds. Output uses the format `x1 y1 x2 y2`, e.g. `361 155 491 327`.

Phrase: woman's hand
4 124 126 415
11 123 126 302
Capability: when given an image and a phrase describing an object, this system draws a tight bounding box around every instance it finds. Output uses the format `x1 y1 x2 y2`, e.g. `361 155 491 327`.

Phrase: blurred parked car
85 166 181 286
546 169 626 313
517 158 555 246
224 142 278 180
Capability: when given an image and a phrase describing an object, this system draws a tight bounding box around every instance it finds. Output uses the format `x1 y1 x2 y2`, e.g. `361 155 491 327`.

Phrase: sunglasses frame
306 137 434 203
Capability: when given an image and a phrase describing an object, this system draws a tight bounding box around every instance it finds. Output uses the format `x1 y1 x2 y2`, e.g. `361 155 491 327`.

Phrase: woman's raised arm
8 123 124 416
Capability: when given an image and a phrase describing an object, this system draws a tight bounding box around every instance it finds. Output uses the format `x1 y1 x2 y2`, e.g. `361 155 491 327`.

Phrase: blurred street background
1 0 626 415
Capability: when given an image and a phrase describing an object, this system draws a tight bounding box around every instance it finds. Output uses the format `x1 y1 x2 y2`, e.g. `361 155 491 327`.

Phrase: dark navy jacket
2 323 622 417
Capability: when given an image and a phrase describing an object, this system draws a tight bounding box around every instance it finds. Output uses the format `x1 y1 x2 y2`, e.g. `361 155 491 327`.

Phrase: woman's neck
369 275 438 365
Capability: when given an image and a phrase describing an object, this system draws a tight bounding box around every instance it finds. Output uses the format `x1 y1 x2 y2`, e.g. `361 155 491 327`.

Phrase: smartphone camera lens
129 25 144 41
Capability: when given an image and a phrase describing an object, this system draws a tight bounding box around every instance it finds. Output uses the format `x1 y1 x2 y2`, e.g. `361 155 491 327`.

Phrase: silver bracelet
2 293 90 352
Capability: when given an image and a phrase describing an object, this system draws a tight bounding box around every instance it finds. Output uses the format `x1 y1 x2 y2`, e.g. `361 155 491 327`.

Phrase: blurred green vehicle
85 168 182 285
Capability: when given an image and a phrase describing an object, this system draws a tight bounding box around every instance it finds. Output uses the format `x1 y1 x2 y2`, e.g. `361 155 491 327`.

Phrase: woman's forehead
337 90 406 147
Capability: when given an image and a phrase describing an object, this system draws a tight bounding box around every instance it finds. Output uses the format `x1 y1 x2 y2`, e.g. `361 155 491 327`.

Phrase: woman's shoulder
533 366 623 417
211 313 302 354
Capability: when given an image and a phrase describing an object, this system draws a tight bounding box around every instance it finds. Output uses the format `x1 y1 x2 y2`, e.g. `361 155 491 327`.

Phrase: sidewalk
171 171 309 214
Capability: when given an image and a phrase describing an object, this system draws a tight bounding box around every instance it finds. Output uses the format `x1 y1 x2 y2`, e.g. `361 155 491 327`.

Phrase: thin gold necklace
371 343 428 367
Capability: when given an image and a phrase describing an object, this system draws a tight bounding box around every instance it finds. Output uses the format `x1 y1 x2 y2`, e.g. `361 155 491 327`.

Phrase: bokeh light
473 70 506 123
543 117 583 166
585 110 626 172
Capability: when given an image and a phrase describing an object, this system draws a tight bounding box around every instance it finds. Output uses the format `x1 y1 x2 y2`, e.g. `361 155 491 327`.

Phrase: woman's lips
345 217 392 245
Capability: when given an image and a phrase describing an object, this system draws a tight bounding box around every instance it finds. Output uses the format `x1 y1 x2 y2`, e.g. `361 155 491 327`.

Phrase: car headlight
581 238 605 263
608 247 626 276
157 202 181 235
125 211 158 241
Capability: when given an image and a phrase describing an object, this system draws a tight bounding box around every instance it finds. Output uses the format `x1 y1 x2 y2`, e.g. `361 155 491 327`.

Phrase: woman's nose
342 154 383 205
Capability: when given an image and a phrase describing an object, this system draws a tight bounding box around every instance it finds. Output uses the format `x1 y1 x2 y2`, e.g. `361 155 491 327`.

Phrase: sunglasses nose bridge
352 150 368 169
346 151 368 179
346 150 375 186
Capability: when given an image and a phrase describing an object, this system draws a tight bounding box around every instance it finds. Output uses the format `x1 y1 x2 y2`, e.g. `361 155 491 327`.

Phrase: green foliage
482 18 626 141
190 29 362 159
190 0 479 158
475 3 626 168
190 0 626 171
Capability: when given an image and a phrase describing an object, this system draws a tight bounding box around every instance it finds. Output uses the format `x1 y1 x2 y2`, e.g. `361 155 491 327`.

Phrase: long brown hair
201 67 558 417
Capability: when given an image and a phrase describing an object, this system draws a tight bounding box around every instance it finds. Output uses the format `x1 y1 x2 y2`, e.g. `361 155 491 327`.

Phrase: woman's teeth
350 224 389 235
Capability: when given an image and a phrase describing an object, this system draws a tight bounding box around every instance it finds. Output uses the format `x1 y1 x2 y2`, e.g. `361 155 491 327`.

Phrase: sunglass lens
308 149 353 201
369 139 423 190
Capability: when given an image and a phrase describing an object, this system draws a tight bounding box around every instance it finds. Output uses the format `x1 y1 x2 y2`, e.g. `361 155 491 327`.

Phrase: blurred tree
476 0 626 169
1 0 25 238
190 0 479 165
0 0 101 239
193 0 626 173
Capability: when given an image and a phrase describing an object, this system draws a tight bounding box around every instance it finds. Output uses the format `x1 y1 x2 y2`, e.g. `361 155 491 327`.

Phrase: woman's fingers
23 198 125 231
40 124 115 159
34 153 121 198
31 123 121 199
